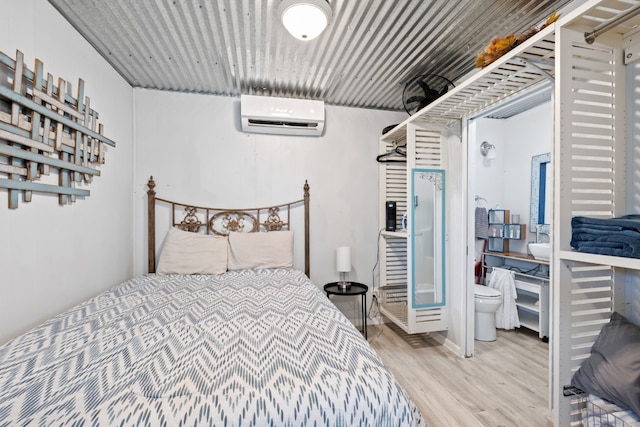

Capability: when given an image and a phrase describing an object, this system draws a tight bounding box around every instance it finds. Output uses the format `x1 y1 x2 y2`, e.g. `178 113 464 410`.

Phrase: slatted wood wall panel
555 24 624 426
565 42 618 219
381 135 408 288
384 238 408 287
415 128 442 168
423 30 557 126
415 306 447 324
561 262 617 425
385 162 408 233
567 265 615 369
627 61 640 327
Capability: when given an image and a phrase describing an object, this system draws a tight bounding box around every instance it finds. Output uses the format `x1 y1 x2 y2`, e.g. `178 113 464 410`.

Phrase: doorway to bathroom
465 80 553 401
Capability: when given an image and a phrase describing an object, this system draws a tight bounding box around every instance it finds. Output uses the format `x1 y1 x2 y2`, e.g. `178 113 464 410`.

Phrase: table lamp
336 246 351 290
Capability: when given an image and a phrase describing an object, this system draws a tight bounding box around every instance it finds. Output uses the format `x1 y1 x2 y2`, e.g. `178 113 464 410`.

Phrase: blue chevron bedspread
0 268 425 426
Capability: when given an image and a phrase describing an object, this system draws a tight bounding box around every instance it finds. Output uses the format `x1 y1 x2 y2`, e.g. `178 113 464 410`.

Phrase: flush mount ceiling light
480 141 497 159
278 0 332 41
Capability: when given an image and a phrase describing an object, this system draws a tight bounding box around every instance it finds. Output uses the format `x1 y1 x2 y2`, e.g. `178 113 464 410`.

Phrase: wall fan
402 74 455 115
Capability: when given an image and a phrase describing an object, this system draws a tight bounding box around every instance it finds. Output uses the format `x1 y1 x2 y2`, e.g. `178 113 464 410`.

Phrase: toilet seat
474 284 501 298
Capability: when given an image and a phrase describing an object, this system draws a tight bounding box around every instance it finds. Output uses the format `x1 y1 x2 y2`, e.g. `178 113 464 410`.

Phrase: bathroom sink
529 242 551 260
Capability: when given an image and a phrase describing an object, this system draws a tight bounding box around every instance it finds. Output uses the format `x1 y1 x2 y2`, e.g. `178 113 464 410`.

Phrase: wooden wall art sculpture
0 49 115 208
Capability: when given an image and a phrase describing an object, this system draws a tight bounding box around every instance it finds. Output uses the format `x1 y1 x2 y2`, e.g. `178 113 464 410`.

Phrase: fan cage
402 74 455 115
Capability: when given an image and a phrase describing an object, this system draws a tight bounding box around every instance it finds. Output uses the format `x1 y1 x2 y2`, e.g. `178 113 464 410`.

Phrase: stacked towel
571 215 640 259
488 267 520 330
475 207 489 239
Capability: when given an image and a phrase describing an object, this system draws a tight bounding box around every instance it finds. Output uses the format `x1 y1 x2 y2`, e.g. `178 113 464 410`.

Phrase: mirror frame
530 152 551 233
411 168 446 308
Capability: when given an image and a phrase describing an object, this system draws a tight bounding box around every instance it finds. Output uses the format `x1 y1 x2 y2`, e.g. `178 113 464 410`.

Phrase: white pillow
156 227 228 275
227 230 294 270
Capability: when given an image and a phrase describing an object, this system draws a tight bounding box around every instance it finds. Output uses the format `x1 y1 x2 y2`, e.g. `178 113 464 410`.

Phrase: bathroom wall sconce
278 0 332 41
480 141 497 159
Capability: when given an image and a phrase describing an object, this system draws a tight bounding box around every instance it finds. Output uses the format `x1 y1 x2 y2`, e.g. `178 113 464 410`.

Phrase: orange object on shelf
475 11 559 68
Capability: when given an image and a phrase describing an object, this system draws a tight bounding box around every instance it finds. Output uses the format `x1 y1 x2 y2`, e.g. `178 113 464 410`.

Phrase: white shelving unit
483 251 549 340
552 2 640 425
486 209 527 253
378 124 449 334
380 230 407 239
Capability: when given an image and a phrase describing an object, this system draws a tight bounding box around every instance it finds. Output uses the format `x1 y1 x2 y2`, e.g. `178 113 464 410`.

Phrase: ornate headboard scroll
147 176 310 276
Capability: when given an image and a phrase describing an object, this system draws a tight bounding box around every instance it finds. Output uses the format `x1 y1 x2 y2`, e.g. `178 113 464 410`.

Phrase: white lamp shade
336 246 351 273
278 0 332 41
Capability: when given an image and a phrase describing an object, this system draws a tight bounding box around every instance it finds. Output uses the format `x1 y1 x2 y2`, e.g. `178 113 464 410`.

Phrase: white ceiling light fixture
278 0 332 41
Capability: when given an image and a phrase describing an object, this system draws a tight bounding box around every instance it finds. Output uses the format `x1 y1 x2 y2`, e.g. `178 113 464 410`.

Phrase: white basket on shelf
565 387 640 427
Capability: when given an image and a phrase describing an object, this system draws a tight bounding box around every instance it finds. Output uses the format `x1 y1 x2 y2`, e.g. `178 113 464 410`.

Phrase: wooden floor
369 323 551 427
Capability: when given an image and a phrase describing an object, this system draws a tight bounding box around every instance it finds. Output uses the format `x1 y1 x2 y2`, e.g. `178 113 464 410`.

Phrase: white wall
0 0 134 344
503 103 553 251
473 102 552 256
133 89 407 323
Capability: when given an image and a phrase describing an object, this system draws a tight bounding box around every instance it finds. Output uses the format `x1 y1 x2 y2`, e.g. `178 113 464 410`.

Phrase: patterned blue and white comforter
0 268 425 426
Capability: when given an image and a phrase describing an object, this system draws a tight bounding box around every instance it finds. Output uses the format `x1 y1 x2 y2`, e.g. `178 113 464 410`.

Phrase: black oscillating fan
402 74 455 115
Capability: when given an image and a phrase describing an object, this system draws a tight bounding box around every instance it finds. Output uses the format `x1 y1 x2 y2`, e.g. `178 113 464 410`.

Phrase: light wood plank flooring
369 323 551 427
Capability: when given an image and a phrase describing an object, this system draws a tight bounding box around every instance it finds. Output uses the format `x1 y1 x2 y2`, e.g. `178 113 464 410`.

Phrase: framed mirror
530 152 551 233
411 168 445 308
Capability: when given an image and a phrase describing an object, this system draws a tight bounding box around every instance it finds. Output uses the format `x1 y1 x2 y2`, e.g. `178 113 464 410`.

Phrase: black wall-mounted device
385 201 396 231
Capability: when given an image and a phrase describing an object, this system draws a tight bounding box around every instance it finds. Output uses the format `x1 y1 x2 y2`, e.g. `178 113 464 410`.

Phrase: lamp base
338 280 351 290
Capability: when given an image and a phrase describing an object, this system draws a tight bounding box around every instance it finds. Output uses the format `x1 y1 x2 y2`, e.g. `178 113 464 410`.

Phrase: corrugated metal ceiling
48 0 574 111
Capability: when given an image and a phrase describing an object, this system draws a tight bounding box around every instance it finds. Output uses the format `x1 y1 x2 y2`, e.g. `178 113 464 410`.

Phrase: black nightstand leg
362 294 367 339
323 282 368 340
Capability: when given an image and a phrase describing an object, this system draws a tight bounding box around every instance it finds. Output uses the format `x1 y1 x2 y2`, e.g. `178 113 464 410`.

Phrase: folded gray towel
571 215 640 258
475 207 489 239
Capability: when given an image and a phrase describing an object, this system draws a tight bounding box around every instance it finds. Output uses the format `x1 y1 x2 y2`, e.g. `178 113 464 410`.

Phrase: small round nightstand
324 282 368 339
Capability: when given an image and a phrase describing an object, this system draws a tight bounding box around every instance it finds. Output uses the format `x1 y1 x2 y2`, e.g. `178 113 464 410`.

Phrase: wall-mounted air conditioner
240 94 325 136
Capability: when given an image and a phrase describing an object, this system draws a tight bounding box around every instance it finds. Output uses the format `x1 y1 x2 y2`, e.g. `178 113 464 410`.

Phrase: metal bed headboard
146 176 310 276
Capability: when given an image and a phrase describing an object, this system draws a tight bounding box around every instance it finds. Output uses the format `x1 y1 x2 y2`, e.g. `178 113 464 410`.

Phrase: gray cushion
571 312 640 416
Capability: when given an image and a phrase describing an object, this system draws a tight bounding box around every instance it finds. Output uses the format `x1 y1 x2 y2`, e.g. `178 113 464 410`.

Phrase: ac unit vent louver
241 95 325 136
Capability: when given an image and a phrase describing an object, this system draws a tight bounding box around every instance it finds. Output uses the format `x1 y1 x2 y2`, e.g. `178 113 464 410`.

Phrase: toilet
474 284 503 341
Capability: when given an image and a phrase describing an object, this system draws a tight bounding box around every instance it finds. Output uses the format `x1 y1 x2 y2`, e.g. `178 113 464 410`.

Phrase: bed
0 177 425 426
